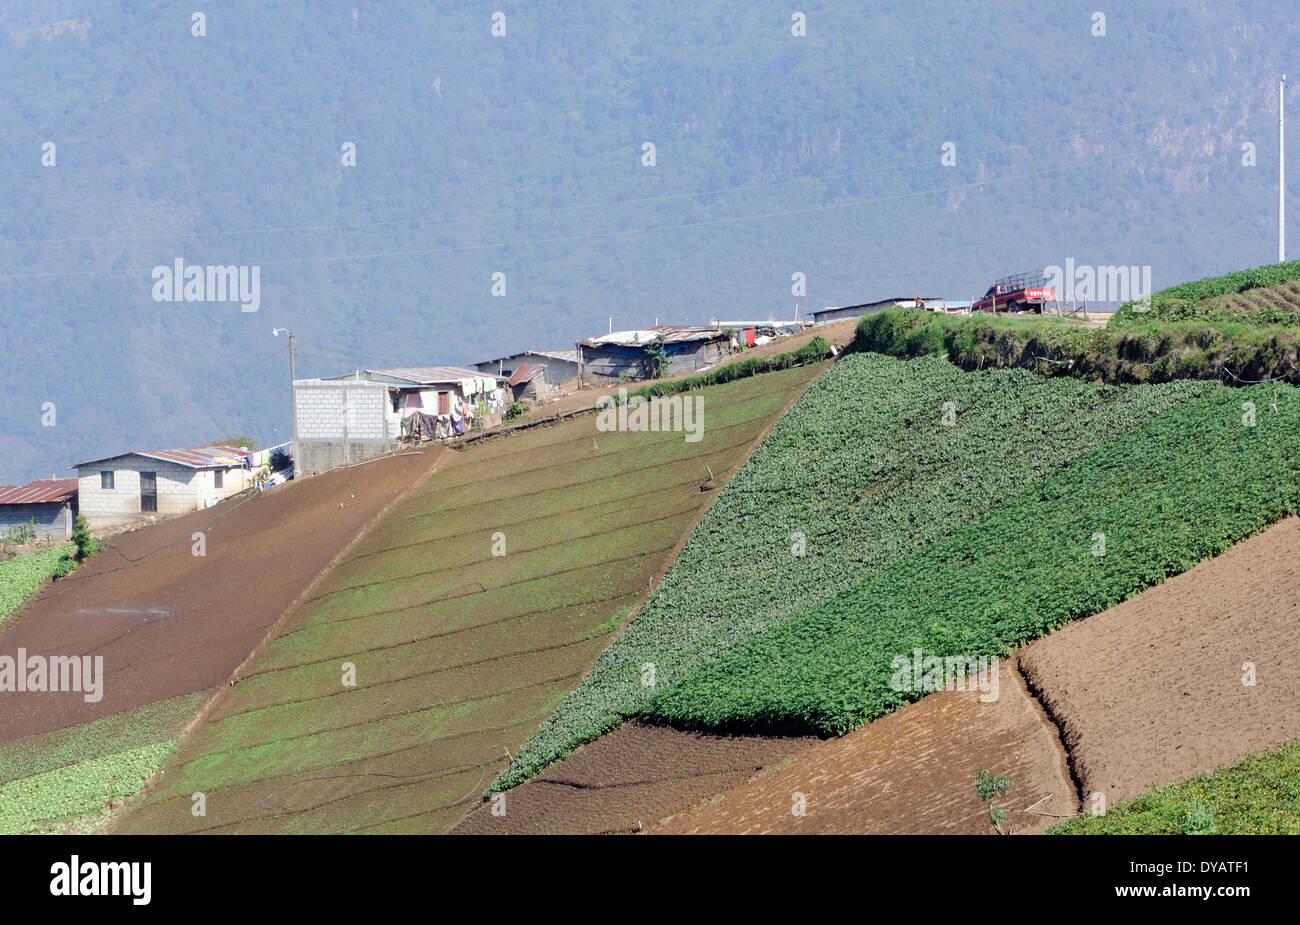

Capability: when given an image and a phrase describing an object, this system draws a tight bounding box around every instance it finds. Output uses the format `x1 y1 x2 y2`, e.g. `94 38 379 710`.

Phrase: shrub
71 515 98 562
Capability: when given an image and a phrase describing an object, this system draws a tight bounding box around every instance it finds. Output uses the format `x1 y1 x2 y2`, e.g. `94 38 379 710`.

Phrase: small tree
71 514 99 562
643 335 670 379
975 769 1014 833
269 447 292 472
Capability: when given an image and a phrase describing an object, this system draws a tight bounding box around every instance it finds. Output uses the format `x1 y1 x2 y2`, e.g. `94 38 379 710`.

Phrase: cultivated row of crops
0 545 72 624
1049 739 1300 835
643 381 1300 735
1112 258 1300 327
496 355 1214 787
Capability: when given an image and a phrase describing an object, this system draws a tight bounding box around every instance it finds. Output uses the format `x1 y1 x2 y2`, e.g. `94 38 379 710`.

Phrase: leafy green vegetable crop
1050 739 1300 835
0 545 73 626
0 741 177 835
1112 258 1300 328
496 354 1211 788
642 382 1300 735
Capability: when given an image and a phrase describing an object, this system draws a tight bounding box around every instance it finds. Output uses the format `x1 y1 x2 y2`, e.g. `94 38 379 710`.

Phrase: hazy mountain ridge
1 0 1294 480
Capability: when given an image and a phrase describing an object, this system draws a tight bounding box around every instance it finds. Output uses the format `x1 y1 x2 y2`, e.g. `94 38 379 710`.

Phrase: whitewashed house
72 445 255 528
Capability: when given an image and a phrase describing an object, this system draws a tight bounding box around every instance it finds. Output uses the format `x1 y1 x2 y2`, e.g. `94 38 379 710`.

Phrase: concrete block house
72 445 255 528
292 366 504 476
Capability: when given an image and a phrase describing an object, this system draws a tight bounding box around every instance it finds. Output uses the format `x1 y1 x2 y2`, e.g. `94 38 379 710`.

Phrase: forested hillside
1 0 1295 480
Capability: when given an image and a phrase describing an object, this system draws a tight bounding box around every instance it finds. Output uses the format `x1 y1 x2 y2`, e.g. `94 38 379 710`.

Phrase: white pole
1281 75 1287 263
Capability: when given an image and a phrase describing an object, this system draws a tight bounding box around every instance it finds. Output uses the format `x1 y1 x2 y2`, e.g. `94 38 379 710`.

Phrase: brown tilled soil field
0 448 443 742
453 724 816 834
1018 515 1300 809
650 659 1076 835
460 659 1074 836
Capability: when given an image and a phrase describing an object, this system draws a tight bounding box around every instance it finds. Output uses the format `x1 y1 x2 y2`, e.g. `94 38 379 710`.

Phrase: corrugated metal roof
477 349 578 367
506 363 545 387
579 326 727 348
0 478 78 505
531 349 578 363
335 366 490 385
811 298 944 316
73 445 252 470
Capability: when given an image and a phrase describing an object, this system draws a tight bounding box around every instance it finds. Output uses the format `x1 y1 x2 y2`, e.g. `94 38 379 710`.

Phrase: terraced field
499 354 1214 786
115 360 827 834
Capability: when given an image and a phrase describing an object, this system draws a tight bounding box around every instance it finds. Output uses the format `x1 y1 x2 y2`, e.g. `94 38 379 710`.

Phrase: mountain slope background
1 0 1296 481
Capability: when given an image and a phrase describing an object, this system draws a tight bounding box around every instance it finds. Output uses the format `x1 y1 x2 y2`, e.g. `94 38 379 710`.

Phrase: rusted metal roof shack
577 326 730 383
0 478 79 541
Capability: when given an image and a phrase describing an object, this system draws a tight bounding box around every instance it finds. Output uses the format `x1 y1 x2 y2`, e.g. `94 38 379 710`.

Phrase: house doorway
140 471 158 512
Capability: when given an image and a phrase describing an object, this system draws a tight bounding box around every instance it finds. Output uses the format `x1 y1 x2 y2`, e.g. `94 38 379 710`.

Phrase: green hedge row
855 307 1300 386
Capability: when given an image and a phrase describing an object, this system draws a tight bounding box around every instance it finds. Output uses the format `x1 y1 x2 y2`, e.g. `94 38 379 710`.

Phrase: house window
214 468 224 489
100 471 115 490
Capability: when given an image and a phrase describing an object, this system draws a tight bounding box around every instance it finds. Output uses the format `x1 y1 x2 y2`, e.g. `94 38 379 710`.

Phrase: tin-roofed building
0 478 79 541
474 350 580 396
71 445 255 528
576 326 730 383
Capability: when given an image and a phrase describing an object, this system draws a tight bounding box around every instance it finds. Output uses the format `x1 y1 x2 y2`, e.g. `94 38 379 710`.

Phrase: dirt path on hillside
0 449 443 742
1018 515 1300 808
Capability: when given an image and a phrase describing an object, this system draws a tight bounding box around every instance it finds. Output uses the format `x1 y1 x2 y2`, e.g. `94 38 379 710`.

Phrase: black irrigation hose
258 762 486 813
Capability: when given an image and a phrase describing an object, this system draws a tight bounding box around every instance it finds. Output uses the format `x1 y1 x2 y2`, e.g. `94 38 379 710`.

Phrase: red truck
971 271 1055 313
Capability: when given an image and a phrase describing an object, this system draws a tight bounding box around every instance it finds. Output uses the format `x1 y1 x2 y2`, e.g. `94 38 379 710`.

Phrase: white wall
76 456 251 528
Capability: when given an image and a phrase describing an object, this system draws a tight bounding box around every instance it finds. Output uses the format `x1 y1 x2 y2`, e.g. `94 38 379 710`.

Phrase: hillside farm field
500 354 1213 786
641 380 1300 737
643 517 1300 834
0 449 442 832
114 361 827 834
0 545 72 626
475 455 1300 835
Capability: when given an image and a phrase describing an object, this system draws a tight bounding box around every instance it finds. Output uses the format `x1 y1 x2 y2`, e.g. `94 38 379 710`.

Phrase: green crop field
1050 739 1300 835
1111 258 1300 328
642 381 1300 735
497 355 1213 787
0 693 201 834
114 360 827 834
0 545 73 625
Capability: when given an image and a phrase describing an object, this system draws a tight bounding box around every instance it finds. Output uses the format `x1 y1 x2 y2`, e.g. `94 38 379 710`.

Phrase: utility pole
273 328 297 473
1281 75 1287 263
